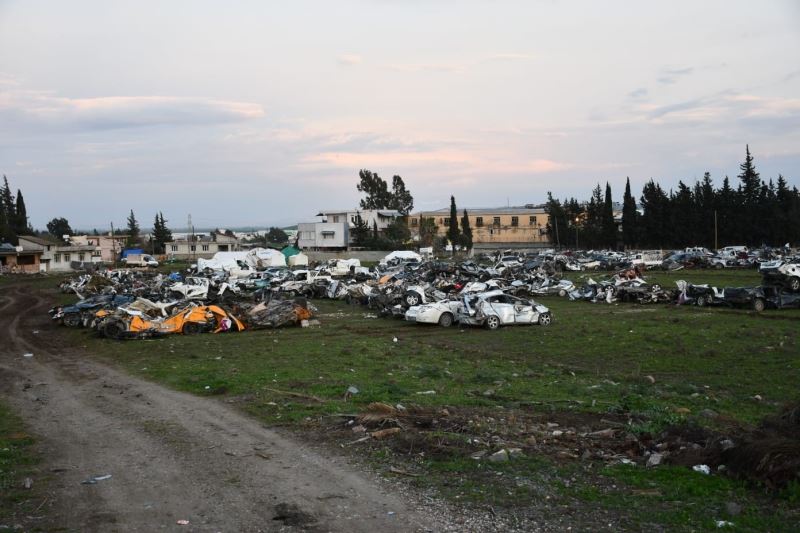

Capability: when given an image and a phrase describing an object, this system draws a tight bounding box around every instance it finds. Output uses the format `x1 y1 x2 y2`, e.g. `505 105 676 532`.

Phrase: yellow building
408 205 551 248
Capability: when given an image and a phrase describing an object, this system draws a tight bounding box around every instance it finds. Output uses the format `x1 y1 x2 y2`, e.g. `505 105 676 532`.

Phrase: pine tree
447 196 460 251
0 176 16 244
544 192 566 248
13 189 29 235
351 212 370 246
621 178 638 248
151 212 173 254
126 210 140 247
460 209 473 250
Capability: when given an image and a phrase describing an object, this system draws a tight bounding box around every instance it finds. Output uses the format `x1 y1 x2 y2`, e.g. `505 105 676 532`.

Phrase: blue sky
1 0 799 229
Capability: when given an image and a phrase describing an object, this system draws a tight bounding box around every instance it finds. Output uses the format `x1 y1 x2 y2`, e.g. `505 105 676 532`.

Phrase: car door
486 295 516 324
510 296 535 323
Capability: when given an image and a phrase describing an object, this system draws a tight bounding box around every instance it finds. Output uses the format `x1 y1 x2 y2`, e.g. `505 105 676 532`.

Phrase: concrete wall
304 250 388 263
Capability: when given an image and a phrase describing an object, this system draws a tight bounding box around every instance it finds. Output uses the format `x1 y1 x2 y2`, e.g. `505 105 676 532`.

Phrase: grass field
0 402 40 528
51 267 799 530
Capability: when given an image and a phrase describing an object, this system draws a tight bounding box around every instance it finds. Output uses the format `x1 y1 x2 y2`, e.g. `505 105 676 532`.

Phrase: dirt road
0 283 446 532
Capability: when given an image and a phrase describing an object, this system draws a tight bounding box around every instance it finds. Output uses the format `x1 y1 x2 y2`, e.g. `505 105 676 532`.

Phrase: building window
64 253 71 262
54 253 61 263
171 245 178 252
493 217 501 226
444 218 450 226
511 216 519 227
322 233 335 239
78 253 85 262
202 245 209 251
411 218 418 226
333 215 340 223
476 217 483 227
190 245 196 252
529 216 537 225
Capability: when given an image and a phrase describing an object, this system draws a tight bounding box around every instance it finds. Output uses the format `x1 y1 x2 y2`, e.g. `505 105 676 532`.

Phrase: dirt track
0 283 446 532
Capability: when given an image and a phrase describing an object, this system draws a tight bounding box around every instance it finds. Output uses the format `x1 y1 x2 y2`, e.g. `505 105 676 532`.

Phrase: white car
404 300 462 327
458 290 552 330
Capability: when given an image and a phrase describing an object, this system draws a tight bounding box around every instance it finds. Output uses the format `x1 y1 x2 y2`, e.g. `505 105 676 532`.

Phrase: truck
121 253 159 267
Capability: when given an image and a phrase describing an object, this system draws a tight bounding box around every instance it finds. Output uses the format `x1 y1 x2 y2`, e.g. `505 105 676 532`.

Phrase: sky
1 0 799 230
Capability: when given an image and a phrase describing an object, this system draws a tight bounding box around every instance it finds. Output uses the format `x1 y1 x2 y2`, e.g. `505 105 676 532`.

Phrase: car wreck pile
50 268 316 339
50 247 800 339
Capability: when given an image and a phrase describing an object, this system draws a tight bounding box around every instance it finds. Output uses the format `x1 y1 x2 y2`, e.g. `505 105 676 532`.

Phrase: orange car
100 304 245 339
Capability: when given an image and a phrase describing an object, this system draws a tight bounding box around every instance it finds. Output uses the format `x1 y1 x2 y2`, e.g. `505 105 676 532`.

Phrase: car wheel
538 312 552 326
63 313 81 327
485 315 501 330
696 295 708 307
183 322 203 335
558 289 567 297
753 298 766 313
404 291 421 307
789 277 800 292
438 312 454 328
103 321 125 340
715 263 723 269
651 284 662 293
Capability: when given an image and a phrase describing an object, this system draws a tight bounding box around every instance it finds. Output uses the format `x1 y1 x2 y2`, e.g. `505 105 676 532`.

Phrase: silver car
458 290 552 330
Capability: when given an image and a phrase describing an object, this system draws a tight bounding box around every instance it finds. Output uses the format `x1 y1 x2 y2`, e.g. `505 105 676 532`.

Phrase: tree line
545 146 800 250
0 176 31 245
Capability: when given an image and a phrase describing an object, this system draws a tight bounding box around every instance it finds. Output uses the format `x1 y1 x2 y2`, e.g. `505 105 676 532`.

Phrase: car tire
558 289 567 297
404 291 421 307
753 298 766 313
651 284 662 293
183 322 203 335
103 321 125 340
789 277 800 292
696 295 708 307
485 315 501 330
715 263 723 269
438 312 454 328
538 312 552 326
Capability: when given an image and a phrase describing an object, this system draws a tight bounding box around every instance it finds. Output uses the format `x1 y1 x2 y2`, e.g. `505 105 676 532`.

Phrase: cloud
657 66 694 85
337 54 363 66
0 90 264 130
628 87 648 99
482 53 534 62
384 62 465 73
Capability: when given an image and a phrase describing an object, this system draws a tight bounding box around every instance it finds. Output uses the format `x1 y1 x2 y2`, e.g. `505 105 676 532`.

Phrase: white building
297 222 349 251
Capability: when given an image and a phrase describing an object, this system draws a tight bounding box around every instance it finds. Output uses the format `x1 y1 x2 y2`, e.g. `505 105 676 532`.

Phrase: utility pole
575 218 579 250
554 216 560 250
714 210 718 250
110 221 117 267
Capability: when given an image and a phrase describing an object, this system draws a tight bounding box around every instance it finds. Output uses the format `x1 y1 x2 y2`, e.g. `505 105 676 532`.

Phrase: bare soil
0 284 448 532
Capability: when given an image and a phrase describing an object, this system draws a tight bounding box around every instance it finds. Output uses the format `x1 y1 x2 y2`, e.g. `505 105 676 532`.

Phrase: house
17 235 101 272
296 209 401 250
0 242 43 274
316 209 402 234
296 222 349 251
165 229 242 260
70 234 128 263
408 205 551 249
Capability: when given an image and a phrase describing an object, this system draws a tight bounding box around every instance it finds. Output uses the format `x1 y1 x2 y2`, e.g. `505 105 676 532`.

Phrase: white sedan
458 290 552 330
404 300 462 327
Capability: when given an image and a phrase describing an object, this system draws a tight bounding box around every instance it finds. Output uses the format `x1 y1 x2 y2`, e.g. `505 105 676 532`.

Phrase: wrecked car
404 300 462 327
100 304 245 339
458 290 552 330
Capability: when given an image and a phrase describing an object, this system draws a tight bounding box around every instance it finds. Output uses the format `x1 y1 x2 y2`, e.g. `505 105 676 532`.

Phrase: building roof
18 234 63 246
413 205 548 216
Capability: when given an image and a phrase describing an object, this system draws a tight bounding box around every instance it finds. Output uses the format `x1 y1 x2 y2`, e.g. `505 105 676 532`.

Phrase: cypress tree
621 177 638 248
447 196 460 251
14 190 29 235
601 182 616 248
460 209 473 250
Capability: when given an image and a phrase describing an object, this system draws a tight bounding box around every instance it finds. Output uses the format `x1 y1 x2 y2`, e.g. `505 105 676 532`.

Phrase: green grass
0 402 39 526
49 268 800 529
